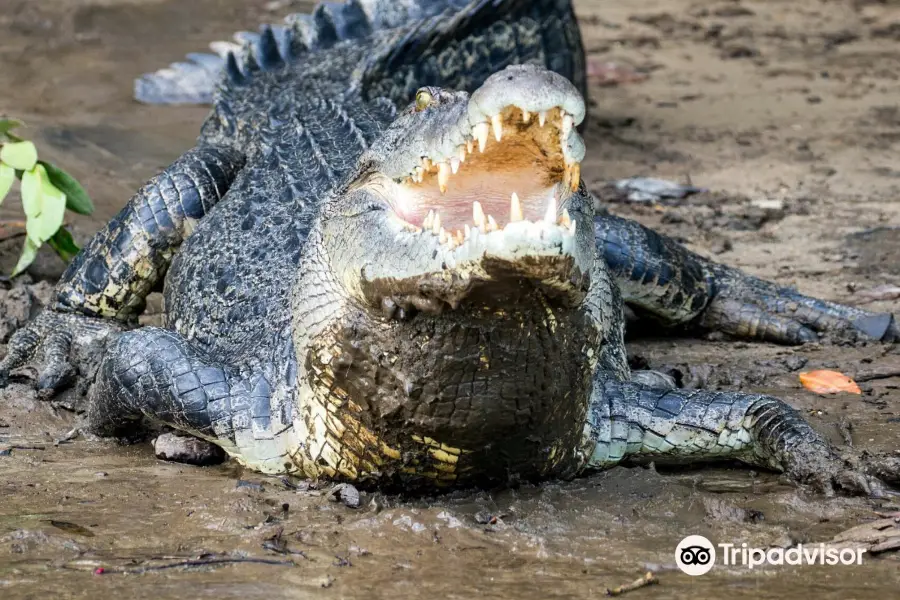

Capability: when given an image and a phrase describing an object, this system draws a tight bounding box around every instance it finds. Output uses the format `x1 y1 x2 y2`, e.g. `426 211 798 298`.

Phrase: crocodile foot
0 310 124 397
700 264 899 345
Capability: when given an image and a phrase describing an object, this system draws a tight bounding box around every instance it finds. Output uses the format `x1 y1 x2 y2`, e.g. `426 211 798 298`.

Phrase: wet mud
1 0 899 598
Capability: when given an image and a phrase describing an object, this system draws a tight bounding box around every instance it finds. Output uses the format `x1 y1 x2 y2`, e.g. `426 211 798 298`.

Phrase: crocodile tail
134 0 467 105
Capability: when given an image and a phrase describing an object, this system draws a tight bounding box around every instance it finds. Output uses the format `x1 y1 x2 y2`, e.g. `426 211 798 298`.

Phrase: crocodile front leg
583 372 881 496
594 212 899 344
0 146 244 393
90 326 298 474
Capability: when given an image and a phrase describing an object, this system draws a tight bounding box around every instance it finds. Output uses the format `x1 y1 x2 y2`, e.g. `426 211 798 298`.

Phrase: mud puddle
1 0 900 598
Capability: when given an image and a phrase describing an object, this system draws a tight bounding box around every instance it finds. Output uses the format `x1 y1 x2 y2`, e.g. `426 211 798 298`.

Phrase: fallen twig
66 556 298 575
854 368 900 383
0 219 27 242
607 572 659 596
0 444 47 456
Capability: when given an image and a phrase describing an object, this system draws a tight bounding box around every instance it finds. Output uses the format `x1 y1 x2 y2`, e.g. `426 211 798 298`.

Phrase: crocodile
0 0 896 493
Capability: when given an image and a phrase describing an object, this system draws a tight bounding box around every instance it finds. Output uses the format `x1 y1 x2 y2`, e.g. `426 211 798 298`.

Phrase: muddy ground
1 0 899 598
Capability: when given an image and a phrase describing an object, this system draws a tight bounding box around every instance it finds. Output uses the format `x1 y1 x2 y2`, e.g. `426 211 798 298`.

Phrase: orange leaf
799 370 862 395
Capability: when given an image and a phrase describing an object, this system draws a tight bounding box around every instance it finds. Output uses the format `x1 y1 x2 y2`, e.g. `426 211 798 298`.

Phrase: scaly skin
585 373 872 496
0 0 894 494
594 212 899 343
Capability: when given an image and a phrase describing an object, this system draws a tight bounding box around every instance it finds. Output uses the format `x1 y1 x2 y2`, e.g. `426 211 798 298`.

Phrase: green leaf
35 179 66 242
48 227 80 262
20 166 43 218
11 237 39 277
0 163 14 206
0 119 22 139
0 141 38 171
25 217 42 246
39 160 93 215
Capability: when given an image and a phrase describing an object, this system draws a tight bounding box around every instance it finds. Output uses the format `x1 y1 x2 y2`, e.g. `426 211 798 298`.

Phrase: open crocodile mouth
390 104 582 249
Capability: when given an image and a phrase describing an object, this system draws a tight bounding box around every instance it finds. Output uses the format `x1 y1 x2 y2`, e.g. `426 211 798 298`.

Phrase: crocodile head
293 65 612 487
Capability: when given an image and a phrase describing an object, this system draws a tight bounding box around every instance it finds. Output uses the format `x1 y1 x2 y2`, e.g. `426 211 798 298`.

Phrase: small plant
0 118 93 276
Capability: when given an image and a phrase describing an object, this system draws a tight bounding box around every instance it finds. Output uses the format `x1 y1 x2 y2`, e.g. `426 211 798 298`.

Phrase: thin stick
67 557 297 575
607 572 659 597
854 368 900 382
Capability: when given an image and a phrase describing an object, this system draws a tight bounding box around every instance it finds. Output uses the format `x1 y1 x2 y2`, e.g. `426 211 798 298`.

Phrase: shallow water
1 0 899 598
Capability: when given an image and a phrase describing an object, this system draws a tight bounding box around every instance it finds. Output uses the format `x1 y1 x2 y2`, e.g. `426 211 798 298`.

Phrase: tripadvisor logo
676 535 716 576
675 535 867 575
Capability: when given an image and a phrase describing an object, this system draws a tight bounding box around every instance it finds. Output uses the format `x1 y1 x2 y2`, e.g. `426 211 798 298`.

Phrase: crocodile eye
414 89 433 111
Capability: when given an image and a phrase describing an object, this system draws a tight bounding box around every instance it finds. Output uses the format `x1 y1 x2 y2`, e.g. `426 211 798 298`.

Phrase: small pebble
154 433 226 466
329 483 361 508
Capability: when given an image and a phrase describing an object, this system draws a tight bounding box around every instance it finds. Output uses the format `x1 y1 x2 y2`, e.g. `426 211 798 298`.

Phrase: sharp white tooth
538 111 547 127
466 140 474 154
439 227 449 244
464 224 471 240
423 210 434 230
543 197 557 223
568 219 577 236
450 157 460 174
491 114 503 142
437 162 450 194
562 113 574 137
558 209 572 228
487 215 499 232
415 166 424 183
510 192 524 222
432 211 442 235
472 201 486 231
522 109 531 124
473 122 489 153
422 157 432 171
455 229 464 245
458 146 467 163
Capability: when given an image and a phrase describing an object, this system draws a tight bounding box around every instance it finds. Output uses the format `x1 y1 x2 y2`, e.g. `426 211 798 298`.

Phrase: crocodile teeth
510 192 524 222
521 109 531 124
568 219 577 236
466 140 474 154
558 209 572 229
439 227 449 244
543 197 557 223
458 146 467 163
464 224 471 240
486 215 499 232
568 163 581 192
491 114 503 142
562 113 574 137
455 229 464 245
437 162 450 194
415 166 424 183
423 210 434 230
472 201 486 232
422 157 432 171
432 211 442 235
538 111 547 127
450 157 460 174
473 122 489 153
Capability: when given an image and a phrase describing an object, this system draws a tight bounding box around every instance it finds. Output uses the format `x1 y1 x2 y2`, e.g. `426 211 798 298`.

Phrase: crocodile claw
699 264 900 345
0 310 124 397
781 445 893 498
